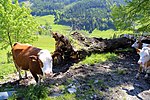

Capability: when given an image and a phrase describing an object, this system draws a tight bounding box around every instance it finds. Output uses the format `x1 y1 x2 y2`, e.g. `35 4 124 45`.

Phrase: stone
0 91 16 100
67 87 77 94
138 90 150 100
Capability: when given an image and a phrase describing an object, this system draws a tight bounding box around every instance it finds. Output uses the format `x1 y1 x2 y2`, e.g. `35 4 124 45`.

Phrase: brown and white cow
132 36 150 49
136 47 150 79
131 36 150 79
12 42 53 84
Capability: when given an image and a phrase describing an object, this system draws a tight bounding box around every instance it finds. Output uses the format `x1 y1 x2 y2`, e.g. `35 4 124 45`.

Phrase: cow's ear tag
30 56 37 62
32 59 36 62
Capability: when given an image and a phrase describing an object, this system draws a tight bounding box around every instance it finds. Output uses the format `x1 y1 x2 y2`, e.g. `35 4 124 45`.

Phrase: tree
0 0 39 49
111 0 150 32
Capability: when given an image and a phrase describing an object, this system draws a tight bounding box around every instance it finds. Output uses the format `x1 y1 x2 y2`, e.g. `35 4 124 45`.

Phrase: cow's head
131 36 146 49
38 50 53 75
29 55 43 75
138 47 150 65
132 39 140 48
131 37 144 49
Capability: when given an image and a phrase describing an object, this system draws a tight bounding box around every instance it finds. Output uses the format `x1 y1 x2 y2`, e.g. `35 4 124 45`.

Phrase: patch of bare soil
0 49 150 100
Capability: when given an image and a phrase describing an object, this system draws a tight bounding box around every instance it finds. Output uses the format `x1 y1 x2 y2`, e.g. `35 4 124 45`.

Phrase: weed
115 68 127 75
16 85 49 100
48 93 76 100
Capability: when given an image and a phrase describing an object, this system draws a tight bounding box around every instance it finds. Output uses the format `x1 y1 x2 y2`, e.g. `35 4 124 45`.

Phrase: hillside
21 0 125 33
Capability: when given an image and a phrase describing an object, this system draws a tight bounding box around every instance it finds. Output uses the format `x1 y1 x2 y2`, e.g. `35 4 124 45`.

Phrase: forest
25 0 125 32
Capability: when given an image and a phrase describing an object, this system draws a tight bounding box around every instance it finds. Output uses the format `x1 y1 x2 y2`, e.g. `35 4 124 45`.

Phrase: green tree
111 0 150 32
0 0 39 49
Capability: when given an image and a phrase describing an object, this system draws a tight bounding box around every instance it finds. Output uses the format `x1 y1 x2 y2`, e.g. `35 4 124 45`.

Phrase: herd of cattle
11 33 150 84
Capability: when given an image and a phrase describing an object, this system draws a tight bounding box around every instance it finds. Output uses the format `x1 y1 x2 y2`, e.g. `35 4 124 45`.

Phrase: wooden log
52 32 134 66
71 32 134 56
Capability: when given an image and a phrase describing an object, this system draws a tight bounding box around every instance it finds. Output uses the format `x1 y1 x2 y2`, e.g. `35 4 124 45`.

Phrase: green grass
0 46 11 63
35 15 72 36
80 53 118 65
32 35 55 52
0 63 16 80
9 85 49 100
48 93 76 100
35 15 55 25
0 46 16 80
90 29 133 39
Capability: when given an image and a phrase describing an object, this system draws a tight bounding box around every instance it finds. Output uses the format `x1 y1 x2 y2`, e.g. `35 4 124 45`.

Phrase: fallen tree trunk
71 31 134 53
52 32 134 66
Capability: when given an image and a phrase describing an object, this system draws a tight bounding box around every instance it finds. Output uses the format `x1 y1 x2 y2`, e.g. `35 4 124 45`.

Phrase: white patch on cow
131 40 139 48
38 50 53 74
138 47 150 65
142 43 149 47
131 40 149 48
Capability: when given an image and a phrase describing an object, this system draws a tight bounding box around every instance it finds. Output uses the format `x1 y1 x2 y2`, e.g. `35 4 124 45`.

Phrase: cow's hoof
144 74 148 79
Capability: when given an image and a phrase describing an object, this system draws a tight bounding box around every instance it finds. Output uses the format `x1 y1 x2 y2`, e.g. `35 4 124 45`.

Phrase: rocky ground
0 49 150 100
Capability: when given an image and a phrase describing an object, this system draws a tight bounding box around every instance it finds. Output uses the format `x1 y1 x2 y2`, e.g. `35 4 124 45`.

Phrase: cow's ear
29 55 37 62
60 35 64 39
136 48 141 54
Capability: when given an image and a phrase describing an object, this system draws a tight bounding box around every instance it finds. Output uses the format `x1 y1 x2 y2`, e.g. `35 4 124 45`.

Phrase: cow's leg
14 63 22 79
144 74 148 79
18 69 22 79
30 70 39 83
136 64 143 79
38 75 43 85
17 67 22 80
144 68 150 79
24 71 27 79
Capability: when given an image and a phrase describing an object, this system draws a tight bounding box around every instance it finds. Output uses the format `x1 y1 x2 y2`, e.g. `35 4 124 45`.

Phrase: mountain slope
29 0 125 32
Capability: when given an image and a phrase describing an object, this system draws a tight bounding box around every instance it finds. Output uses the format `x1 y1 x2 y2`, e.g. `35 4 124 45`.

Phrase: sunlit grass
35 15 55 25
0 48 10 63
80 53 118 65
35 15 72 36
51 24 71 36
32 35 55 53
90 29 133 39
0 63 16 80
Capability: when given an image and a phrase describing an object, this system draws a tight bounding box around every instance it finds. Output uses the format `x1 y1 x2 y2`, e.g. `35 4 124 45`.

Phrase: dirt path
0 50 150 100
